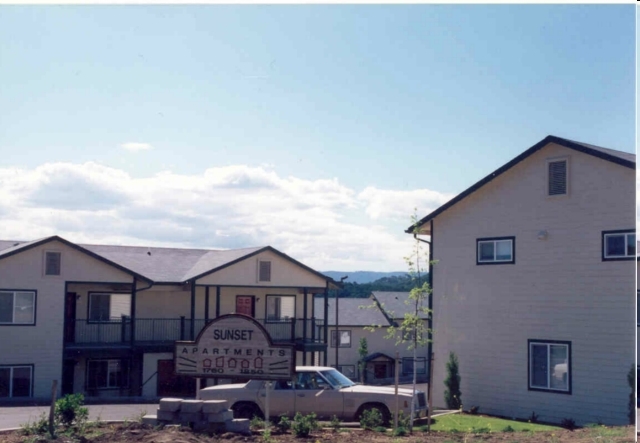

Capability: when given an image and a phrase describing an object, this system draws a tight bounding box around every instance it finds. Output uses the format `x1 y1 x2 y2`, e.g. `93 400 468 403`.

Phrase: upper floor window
547 158 568 196
266 295 295 322
258 260 271 282
477 237 515 265
0 290 36 325
89 293 131 322
528 339 571 394
330 330 351 348
602 230 636 261
44 251 61 276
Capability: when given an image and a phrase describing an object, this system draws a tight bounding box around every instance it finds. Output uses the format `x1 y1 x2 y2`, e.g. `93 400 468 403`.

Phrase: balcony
64 317 326 351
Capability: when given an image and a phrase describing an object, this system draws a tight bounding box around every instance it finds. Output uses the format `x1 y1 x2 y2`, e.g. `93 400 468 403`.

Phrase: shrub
250 416 265 431
262 427 272 443
21 412 49 436
502 425 515 432
443 352 462 409
392 426 407 436
275 414 291 433
397 410 410 429
291 412 318 438
468 405 479 415
330 415 341 432
561 418 576 431
373 426 387 433
55 393 89 428
528 411 539 423
359 407 383 430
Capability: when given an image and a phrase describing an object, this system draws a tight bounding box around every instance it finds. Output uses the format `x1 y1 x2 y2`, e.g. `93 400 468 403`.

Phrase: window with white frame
547 158 568 196
402 357 426 375
602 230 636 261
266 295 295 321
477 237 515 264
528 340 571 393
87 359 130 390
88 293 131 322
0 365 32 397
44 251 61 276
330 330 351 348
0 291 35 325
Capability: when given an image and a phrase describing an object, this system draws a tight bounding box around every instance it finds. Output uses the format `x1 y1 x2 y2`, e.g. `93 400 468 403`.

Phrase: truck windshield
319 369 356 388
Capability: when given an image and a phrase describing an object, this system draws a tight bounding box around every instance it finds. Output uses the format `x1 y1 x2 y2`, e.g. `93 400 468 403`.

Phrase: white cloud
0 162 444 271
359 187 453 221
120 142 153 151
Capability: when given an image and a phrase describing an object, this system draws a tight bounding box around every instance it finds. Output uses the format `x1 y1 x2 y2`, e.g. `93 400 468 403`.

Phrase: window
88 293 131 322
258 260 271 282
0 365 32 397
402 357 427 375
477 237 515 264
0 291 35 325
266 295 295 321
602 230 636 261
528 340 571 393
330 330 351 348
87 359 130 390
547 159 568 196
44 251 61 276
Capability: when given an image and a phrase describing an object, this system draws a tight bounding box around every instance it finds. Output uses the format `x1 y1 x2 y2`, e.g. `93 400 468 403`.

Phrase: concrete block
157 409 179 422
202 400 229 414
141 415 157 426
226 418 251 434
206 410 234 423
159 398 183 412
181 400 204 413
179 412 204 423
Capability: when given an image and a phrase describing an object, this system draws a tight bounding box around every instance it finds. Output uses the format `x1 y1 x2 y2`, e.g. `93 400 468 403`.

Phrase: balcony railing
66 317 325 346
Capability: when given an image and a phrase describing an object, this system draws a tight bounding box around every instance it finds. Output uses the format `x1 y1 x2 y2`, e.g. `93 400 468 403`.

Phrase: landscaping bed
1 420 634 443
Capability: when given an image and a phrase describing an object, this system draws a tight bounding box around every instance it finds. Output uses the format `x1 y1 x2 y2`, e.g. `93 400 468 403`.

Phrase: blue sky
0 5 635 271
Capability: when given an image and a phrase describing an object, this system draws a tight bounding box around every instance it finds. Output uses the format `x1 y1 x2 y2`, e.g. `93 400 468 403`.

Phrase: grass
425 413 561 433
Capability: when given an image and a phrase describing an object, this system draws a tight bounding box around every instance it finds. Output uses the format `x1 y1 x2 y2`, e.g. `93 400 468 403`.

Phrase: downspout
413 219 434 431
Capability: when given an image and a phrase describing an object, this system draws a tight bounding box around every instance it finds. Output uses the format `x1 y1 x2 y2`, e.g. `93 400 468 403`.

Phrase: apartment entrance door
235 296 255 317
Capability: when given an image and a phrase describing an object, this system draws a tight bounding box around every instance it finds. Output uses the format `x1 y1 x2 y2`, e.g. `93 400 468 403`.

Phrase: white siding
429 143 634 425
0 240 133 399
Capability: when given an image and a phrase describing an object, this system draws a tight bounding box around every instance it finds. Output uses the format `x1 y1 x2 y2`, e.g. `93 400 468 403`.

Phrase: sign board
174 314 295 380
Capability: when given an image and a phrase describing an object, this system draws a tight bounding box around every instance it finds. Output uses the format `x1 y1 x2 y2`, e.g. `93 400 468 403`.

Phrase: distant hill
322 271 408 284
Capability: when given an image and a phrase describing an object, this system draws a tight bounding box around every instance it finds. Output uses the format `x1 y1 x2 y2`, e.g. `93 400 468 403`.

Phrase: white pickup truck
199 366 427 424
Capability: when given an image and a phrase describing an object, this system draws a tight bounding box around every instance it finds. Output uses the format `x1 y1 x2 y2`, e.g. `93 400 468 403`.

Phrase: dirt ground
0 421 636 443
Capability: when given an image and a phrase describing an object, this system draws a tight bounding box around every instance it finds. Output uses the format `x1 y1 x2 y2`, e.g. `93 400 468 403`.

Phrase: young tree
358 337 368 383
365 211 433 432
443 352 462 409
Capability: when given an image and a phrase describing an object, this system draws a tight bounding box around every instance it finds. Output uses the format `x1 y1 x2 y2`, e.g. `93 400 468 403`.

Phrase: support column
130 277 137 345
303 288 308 365
323 283 329 366
205 286 210 324
216 286 221 318
190 281 196 340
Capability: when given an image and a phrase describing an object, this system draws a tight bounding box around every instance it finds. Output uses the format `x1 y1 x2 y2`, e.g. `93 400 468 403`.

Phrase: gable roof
371 291 429 320
0 235 150 281
0 236 338 287
406 135 636 234
314 297 390 327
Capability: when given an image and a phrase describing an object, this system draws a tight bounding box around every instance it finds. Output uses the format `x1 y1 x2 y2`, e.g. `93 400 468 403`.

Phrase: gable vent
259 260 271 282
548 160 567 196
45 251 61 276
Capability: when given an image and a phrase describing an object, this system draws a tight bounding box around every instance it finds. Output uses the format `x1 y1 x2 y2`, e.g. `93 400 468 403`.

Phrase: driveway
0 404 158 430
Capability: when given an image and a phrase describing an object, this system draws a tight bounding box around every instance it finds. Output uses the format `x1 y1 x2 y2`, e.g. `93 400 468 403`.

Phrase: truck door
293 372 344 420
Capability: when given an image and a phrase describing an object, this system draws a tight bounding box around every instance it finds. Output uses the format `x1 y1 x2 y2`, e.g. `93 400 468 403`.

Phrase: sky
0 5 635 272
